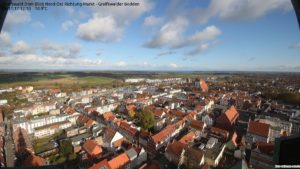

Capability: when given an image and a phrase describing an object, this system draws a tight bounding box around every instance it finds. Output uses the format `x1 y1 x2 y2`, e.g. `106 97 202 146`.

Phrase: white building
96 103 118 114
125 78 145 83
34 120 72 138
13 114 71 134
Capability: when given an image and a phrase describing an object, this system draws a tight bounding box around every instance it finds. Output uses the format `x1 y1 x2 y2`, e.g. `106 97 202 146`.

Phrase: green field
0 72 119 91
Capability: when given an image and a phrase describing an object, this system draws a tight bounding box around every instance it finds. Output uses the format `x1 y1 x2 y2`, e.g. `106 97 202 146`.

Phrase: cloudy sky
0 0 299 71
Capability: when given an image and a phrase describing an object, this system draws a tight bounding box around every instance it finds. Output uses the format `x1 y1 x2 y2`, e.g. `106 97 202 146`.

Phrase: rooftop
108 152 130 169
165 140 186 157
248 120 270 138
83 140 102 157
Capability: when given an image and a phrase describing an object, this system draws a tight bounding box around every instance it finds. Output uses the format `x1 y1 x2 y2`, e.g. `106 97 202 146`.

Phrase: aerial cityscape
0 0 300 169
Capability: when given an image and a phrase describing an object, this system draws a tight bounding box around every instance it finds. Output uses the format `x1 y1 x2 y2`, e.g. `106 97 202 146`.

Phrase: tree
137 108 155 130
60 139 73 158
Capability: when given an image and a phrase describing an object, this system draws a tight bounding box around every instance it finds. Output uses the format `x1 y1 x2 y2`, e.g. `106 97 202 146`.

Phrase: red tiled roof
225 106 239 122
152 119 185 143
179 131 195 145
119 121 138 136
48 89 61 94
103 127 117 143
248 120 270 138
145 105 156 110
89 159 111 169
23 153 46 167
83 140 102 157
165 141 185 157
77 115 90 124
108 153 130 169
64 107 75 114
153 109 164 117
86 119 95 128
112 138 126 148
185 111 197 121
103 112 115 121
169 110 186 118
210 127 229 140
200 79 209 92
152 124 174 143
190 120 204 131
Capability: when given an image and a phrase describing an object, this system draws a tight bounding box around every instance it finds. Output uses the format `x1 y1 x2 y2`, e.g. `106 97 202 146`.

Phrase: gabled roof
152 124 174 143
119 121 138 136
83 140 102 157
108 153 130 169
48 89 61 94
169 110 186 118
248 120 270 138
103 111 115 121
210 127 229 140
89 159 111 169
103 127 117 143
200 79 209 92
152 119 185 144
165 140 185 157
179 131 195 145
77 115 90 125
64 107 75 114
153 109 165 117
23 153 46 167
86 119 95 128
190 120 204 131
219 106 239 123
112 138 126 148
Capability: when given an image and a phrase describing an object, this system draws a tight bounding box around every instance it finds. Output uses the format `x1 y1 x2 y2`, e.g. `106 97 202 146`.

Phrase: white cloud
76 15 122 42
116 61 127 67
144 17 188 48
144 16 163 26
188 26 221 44
41 41 81 58
12 41 31 54
77 0 152 42
31 21 45 29
169 63 178 68
0 39 103 69
3 10 31 31
0 54 103 69
62 20 74 31
193 0 292 23
185 43 210 56
144 17 221 58
0 31 11 47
